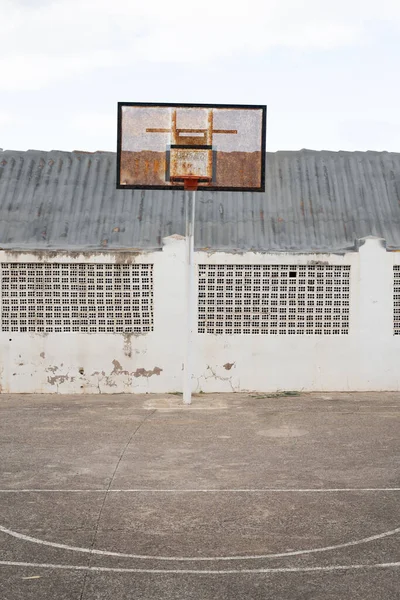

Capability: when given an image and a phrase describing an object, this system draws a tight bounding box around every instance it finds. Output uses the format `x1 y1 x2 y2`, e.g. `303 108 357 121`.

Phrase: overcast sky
1 0 399 153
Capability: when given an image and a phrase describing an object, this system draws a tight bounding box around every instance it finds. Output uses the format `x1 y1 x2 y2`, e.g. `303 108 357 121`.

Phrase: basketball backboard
117 103 266 191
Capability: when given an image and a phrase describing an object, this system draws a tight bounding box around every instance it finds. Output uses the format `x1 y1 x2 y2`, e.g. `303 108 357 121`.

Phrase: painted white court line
1 523 400 562
1 559 400 574
143 407 232 411
0 488 400 493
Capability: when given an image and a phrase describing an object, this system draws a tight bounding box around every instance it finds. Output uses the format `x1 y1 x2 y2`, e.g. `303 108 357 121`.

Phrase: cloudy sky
1 0 399 153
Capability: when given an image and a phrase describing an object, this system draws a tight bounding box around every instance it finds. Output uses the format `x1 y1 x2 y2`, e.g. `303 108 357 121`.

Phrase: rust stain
223 362 235 371
120 150 261 189
300 200 305 215
170 148 212 182
102 239 108 247
171 109 177 144
113 227 120 233
120 107 261 188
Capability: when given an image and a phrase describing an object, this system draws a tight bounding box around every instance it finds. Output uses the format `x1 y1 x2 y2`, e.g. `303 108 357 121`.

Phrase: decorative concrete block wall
0 236 398 393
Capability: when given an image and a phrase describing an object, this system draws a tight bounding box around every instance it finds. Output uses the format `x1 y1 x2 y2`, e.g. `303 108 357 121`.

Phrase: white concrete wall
0 235 399 393
0 241 186 395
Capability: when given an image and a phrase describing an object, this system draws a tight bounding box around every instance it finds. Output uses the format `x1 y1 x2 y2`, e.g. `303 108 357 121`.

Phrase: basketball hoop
117 103 266 192
117 103 267 405
182 177 200 191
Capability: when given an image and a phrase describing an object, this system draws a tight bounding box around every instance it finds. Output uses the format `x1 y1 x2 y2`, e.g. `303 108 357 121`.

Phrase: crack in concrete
78 408 156 600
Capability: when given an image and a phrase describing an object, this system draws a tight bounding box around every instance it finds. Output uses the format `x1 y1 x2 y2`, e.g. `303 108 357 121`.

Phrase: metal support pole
183 189 196 405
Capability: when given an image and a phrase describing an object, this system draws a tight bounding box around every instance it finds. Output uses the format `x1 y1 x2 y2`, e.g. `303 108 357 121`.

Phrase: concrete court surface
0 392 400 599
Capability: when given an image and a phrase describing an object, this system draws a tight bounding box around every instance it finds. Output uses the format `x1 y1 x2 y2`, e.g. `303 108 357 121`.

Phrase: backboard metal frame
116 102 267 192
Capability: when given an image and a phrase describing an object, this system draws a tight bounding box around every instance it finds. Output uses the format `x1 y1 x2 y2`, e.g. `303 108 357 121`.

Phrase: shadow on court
0 392 400 599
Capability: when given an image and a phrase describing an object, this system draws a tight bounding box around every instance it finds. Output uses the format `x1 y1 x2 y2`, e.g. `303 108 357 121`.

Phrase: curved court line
1 559 400 574
1 523 400 562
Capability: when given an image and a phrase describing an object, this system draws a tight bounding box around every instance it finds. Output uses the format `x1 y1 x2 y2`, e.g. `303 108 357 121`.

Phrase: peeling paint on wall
111 360 162 378
1 237 398 395
47 374 75 386
91 371 106 377
308 259 329 266
91 369 117 391
115 253 141 264
111 359 129 375
0 250 146 261
88 361 163 393
196 365 238 393
123 333 132 358
133 367 163 378
223 362 235 370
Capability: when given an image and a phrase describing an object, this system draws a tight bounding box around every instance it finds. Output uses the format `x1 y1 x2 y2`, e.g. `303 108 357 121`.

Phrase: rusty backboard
117 103 267 191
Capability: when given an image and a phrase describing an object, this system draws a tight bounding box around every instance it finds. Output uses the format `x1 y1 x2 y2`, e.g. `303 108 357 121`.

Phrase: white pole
183 189 196 405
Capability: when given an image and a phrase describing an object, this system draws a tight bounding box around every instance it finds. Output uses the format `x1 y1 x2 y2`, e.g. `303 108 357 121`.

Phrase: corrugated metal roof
0 148 400 252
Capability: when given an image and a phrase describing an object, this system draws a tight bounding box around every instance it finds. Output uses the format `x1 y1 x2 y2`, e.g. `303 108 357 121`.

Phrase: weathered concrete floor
0 391 400 599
